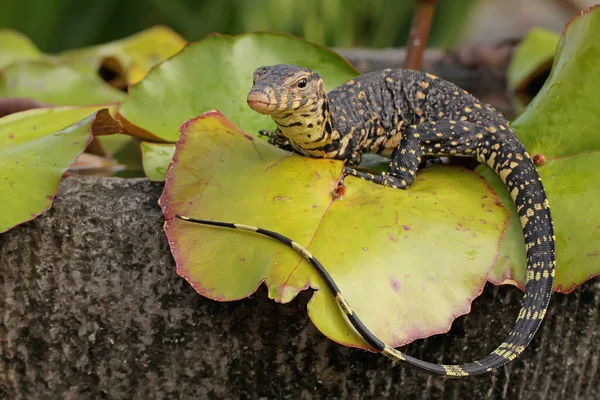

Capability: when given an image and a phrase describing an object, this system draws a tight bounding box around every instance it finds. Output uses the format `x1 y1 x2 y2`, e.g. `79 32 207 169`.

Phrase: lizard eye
297 79 307 88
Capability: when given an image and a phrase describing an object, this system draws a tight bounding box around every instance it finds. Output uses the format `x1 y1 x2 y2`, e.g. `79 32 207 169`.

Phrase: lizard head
247 64 325 116
247 64 331 148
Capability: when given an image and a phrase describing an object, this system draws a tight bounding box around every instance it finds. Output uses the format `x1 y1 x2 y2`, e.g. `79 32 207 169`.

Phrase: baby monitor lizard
176 64 556 377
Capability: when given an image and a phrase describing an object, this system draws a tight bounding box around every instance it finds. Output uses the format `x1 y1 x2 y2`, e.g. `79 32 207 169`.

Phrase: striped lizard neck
271 92 334 150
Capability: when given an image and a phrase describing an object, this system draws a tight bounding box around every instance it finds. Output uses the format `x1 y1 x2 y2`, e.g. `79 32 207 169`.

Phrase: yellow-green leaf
160 111 507 349
0 59 125 106
0 105 104 232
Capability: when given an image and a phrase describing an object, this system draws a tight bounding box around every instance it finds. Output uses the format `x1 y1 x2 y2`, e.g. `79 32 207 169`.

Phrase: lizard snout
247 89 276 114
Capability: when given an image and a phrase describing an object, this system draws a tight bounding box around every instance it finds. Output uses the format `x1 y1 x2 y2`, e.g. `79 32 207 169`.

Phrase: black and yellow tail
175 150 555 376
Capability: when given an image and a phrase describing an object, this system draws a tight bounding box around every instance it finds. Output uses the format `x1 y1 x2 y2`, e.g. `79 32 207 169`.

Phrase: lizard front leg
339 124 425 190
258 128 295 152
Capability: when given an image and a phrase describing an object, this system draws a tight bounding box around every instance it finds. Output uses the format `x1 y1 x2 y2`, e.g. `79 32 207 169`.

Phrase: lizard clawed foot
379 175 408 189
333 167 409 199
342 167 409 189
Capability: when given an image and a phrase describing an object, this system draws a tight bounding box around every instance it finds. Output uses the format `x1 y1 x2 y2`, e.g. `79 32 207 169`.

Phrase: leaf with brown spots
160 110 508 350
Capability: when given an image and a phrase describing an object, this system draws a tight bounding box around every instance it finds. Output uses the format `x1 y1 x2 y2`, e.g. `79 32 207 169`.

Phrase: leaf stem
404 0 439 70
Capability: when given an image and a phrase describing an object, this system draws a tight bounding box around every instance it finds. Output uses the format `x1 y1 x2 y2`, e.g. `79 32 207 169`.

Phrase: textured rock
1 176 599 400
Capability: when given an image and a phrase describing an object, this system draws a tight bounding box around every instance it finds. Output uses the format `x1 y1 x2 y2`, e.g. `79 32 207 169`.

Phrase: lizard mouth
247 91 276 114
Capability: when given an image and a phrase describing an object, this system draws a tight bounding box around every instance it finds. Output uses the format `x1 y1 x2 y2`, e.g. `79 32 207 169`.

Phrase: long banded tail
174 153 555 376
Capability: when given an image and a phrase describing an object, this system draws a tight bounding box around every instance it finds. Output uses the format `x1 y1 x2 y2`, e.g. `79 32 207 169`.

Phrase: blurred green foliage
0 0 478 53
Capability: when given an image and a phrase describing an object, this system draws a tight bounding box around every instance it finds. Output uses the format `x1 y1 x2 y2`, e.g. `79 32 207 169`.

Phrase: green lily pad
485 5 600 293
0 29 42 68
160 111 507 349
117 32 359 142
59 25 187 87
0 59 125 106
507 27 559 92
0 105 105 233
141 142 175 181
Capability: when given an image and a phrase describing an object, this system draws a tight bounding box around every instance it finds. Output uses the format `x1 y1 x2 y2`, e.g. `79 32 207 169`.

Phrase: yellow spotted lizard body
177 64 556 376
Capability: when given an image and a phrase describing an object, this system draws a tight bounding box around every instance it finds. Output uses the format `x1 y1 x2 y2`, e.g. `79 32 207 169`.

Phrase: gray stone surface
1 177 599 399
